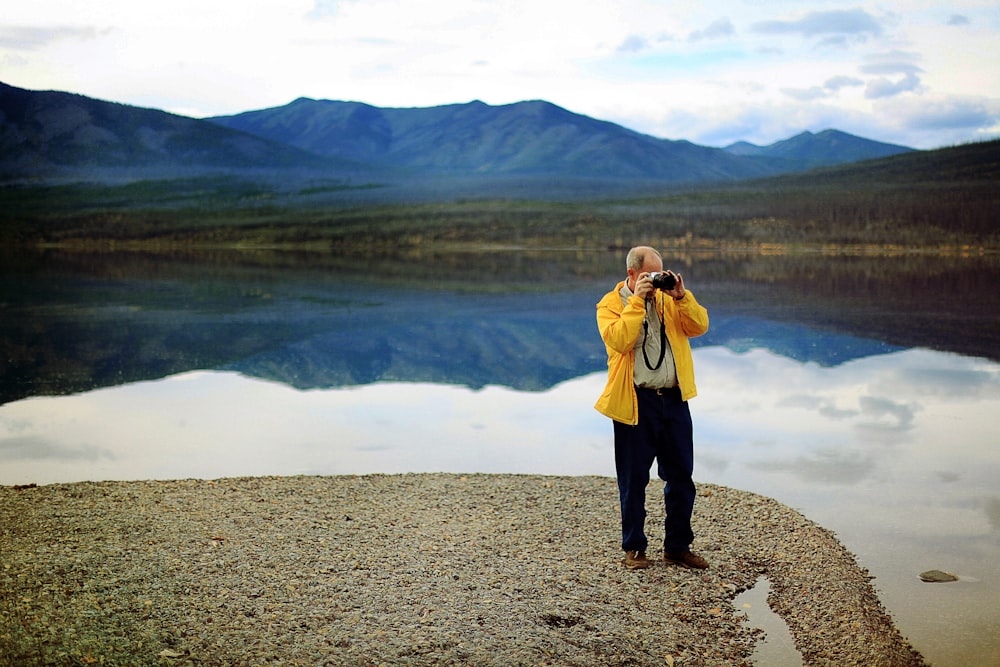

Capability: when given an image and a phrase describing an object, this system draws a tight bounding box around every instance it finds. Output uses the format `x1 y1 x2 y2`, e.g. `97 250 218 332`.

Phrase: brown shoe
624 550 650 570
664 550 709 569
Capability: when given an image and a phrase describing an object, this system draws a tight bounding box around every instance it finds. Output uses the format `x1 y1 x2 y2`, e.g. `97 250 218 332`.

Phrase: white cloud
866 72 922 98
751 8 883 39
617 34 648 54
861 50 924 75
0 26 106 50
688 18 735 42
825 75 865 91
874 94 1000 143
782 86 830 102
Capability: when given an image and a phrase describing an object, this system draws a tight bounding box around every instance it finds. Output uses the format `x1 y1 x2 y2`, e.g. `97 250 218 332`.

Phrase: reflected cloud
778 393 861 420
778 394 822 410
696 451 731 474
983 497 1000 533
0 435 115 462
0 372 615 486
355 443 395 452
870 363 1000 400
748 447 876 485
692 346 999 507
856 395 916 433
819 403 860 420
775 392 916 430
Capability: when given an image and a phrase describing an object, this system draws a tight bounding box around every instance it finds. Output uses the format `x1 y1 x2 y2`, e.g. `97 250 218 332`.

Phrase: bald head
626 246 662 272
625 246 664 293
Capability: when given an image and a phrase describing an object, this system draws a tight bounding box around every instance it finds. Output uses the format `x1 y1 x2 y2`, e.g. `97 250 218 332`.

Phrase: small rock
919 569 958 583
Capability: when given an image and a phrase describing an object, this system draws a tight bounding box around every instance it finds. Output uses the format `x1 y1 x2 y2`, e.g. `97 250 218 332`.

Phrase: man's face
627 255 664 289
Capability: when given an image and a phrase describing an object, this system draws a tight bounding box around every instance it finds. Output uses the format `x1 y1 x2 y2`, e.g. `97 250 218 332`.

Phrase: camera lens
650 272 676 290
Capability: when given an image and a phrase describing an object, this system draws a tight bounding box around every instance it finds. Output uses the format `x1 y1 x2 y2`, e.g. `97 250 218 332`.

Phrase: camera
649 271 677 290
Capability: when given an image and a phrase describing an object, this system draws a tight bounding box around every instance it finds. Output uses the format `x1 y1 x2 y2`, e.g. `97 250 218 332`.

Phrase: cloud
866 72 921 99
825 75 864 91
861 50 923 75
781 75 865 102
0 25 104 50
947 14 970 27
878 95 1000 134
617 17 733 52
647 98 873 148
814 35 850 49
752 9 882 38
308 0 342 19
861 51 924 99
688 18 734 42
617 34 648 54
782 86 828 101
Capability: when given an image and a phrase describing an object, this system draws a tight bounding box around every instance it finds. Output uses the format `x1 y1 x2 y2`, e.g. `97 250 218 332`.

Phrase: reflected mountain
222 300 902 394
700 316 900 364
223 291 609 392
1 249 996 404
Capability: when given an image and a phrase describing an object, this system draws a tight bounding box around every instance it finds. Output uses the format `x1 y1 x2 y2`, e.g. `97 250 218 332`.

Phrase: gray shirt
620 283 678 389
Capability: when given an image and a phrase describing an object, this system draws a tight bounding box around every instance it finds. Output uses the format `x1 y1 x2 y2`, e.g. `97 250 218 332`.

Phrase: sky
1 1 998 150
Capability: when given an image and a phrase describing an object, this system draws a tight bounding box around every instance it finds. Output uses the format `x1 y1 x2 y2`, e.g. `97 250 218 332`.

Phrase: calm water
1 248 998 666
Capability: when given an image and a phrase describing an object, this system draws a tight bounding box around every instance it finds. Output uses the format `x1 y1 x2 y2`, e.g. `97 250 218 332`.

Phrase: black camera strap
641 302 667 371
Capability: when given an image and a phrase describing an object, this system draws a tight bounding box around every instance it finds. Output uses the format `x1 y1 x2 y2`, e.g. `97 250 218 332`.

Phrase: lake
1 247 998 666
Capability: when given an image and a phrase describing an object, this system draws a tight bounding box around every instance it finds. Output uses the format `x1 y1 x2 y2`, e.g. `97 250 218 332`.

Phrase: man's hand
634 272 655 300
665 271 686 301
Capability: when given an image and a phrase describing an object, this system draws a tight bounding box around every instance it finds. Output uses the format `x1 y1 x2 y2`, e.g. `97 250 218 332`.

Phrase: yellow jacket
594 281 709 425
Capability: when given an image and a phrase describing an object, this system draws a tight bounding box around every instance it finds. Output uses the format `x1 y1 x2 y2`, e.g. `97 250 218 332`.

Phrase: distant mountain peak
206 96 776 180
723 128 912 166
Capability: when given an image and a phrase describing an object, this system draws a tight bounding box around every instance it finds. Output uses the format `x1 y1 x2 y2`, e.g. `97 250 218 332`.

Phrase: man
595 246 710 570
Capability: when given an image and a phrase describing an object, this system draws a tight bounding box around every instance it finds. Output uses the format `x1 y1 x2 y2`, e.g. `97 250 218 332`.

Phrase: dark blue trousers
613 386 696 553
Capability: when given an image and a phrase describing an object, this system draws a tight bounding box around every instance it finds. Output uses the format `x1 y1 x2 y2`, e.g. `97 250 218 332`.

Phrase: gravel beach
1 474 926 666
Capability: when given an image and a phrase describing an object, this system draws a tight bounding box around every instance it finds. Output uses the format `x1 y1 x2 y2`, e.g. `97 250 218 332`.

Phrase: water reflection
2 345 999 666
693 347 1000 667
694 347 999 534
3 249 1000 666
0 370 606 483
3 348 996 533
3 249 999 405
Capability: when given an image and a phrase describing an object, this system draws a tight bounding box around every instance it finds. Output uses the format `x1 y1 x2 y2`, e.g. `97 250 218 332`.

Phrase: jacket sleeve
667 291 709 338
596 290 647 353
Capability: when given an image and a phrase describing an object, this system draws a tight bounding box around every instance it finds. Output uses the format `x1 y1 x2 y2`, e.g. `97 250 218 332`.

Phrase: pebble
0 474 927 666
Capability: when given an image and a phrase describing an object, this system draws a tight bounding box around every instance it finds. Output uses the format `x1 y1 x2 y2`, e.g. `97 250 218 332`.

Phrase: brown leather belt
637 385 679 396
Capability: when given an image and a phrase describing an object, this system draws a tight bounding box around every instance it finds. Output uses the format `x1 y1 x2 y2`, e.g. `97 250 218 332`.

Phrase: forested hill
0 82 365 178
1 81 913 183
208 97 912 180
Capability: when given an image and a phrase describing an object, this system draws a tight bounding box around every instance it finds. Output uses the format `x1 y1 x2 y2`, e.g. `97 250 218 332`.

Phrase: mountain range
0 81 914 184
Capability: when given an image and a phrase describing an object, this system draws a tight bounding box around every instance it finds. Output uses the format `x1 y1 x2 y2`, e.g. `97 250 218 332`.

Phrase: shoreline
0 474 926 666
